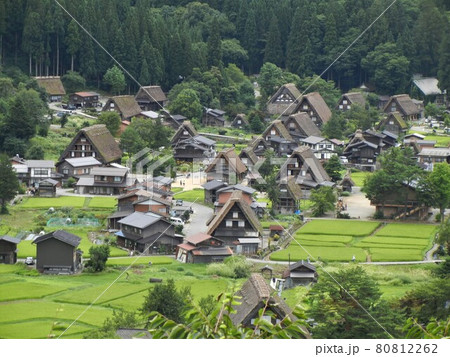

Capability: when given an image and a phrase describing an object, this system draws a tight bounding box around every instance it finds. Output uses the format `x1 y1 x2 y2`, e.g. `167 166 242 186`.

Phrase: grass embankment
271 220 437 262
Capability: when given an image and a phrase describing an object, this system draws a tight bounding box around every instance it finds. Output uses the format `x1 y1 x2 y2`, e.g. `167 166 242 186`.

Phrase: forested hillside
0 0 449 94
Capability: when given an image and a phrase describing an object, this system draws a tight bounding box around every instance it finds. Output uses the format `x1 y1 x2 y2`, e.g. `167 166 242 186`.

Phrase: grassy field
271 220 437 263
299 220 380 236
350 171 372 187
261 221 290 229
87 197 117 209
423 134 450 147
20 197 87 209
174 188 205 202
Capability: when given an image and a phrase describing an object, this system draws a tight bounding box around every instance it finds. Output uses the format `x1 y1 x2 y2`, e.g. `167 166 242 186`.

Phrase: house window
343 100 348 105
114 176 122 182
71 152 75 157
226 220 232 227
348 105 351 110
294 162 299 168
110 103 115 108
270 129 276 135
238 221 245 227
63 169 69 174
339 105 343 109
81 152 85 157
301 170 306 176
289 122 295 128
303 104 308 110
34 169 48 176
280 189 287 192
389 120 394 124
183 130 188 135
80 137 86 142
233 212 238 218
92 152 96 157
237 120 241 124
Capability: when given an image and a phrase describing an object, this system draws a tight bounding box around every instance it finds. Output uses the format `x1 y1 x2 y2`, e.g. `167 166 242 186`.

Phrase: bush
66 177 76 188
341 191 350 197
337 211 350 219
435 213 441 223
374 211 384 220
176 266 184 272
206 263 236 278
185 271 194 276
159 267 167 272
85 245 110 272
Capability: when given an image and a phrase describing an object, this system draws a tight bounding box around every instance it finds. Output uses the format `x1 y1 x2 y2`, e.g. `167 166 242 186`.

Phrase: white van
170 217 184 226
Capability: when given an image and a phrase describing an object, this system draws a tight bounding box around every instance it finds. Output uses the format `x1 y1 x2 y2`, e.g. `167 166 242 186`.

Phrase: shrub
176 266 184 272
374 211 384 220
185 271 194 276
85 245 110 272
159 267 167 272
341 191 350 197
435 213 441 223
206 263 235 278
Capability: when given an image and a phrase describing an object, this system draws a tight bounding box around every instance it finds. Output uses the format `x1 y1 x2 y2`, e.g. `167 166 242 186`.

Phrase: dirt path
341 187 375 219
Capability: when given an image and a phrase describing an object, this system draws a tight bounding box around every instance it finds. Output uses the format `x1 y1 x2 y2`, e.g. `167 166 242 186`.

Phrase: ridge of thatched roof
35 77 66 96
239 146 259 166
267 83 302 116
205 148 247 175
263 120 294 141
135 86 167 103
104 95 142 119
207 191 262 236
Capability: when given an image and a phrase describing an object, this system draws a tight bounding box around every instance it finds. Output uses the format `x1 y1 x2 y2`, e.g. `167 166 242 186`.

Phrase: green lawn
20 197 86 209
374 223 437 239
87 197 117 209
350 171 372 187
299 220 380 236
174 188 205 202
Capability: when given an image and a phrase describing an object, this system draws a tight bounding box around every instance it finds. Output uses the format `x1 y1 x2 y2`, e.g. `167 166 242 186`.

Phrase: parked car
25 257 34 265
170 217 184 226
176 199 183 206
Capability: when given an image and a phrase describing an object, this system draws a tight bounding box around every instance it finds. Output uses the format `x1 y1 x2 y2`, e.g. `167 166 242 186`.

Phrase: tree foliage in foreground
307 266 403 339
146 292 310 339
310 186 336 217
85 245 110 272
0 154 19 214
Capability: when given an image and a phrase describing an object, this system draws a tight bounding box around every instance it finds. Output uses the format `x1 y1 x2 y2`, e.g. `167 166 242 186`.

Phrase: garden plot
20 197 86 209
0 281 68 302
87 197 117 209
374 223 437 239
270 245 367 262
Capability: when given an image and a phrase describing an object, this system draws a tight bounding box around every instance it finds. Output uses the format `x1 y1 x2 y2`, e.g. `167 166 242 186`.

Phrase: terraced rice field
270 220 437 263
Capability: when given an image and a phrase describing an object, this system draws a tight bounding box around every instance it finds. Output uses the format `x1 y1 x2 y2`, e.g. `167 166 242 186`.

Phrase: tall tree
419 163 450 223
0 154 19 214
206 19 222 68
65 19 81 72
103 65 126 95
438 31 450 93
263 16 283 67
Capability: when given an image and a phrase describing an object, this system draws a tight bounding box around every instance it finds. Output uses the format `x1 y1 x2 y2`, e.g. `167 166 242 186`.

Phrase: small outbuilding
37 178 58 197
33 230 83 274
282 260 318 287
0 235 21 264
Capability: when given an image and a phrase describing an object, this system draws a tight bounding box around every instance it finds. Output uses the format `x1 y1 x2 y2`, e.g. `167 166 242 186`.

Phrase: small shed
282 260 318 288
269 225 284 237
0 235 21 264
260 265 273 279
236 238 260 256
38 178 58 197
33 230 83 274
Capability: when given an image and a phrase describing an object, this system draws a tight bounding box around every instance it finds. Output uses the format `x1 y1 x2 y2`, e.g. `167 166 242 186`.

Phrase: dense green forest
0 0 449 94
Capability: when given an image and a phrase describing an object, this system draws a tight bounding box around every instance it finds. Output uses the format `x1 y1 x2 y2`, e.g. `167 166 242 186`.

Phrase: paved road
183 202 213 237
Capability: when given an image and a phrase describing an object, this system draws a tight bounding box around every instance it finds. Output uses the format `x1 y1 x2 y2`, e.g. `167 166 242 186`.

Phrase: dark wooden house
205 148 247 184
248 137 270 158
170 121 198 147
102 95 142 121
300 136 338 160
377 112 408 136
116 212 181 253
283 112 321 142
369 181 430 220
69 91 100 108
266 83 302 116
274 177 303 214
57 124 122 166
35 76 66 102
202 180 228 204
176 232 233 263
0 235 21 264
262 120 296 156
239 147 259 168
207 191 262 253
37 178 58 197
294 92 332 128
282 260 318 287
33 230 82 274
277 146 334 199
383 94 421 121
56 157 101 181
202 108 226 127
135 86 167 111
229 273 310 337
336 92 366 111
231 114 248 129
173 135 216 163
76 167 128 195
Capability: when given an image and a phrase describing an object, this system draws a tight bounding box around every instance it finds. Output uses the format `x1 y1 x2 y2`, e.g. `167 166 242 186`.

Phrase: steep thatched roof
384 94 420 116
58 124 122 164
262 120 293 141
340 92 366 107
231 114 248 126
171 121 198 144
135 86 167 103
239 146 259 166
104 95 142 120
267 83 302 116
207 191 262 236
205 148 247 175
35 77 66 96
377 112 408 130
230 273 310 338
297 92 332 124
285 112 321 137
